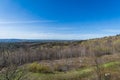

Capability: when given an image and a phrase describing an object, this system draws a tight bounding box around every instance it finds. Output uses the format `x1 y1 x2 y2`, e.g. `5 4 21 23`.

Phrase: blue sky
0 0 120 39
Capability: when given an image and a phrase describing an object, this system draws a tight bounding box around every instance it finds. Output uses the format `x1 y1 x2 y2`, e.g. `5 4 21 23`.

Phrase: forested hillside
0 35 120 80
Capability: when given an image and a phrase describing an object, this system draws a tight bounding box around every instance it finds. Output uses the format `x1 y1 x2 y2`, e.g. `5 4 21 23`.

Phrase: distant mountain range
0 39 25 42
0 39 75 43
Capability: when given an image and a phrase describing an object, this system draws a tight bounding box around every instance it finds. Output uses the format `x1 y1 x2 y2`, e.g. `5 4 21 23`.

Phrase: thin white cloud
0 31 113 40
0 20 55 24
0 26 114 40
103 29 120 33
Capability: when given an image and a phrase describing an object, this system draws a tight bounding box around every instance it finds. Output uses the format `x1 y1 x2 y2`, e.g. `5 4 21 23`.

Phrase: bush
55 64 70 72
28 62 54 73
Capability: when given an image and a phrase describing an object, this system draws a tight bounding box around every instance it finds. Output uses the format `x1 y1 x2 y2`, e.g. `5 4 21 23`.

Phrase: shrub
28 62 54 73
55 64 70 72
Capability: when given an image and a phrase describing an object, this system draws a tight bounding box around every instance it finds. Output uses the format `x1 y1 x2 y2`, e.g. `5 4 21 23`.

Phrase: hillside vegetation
0 35 120 80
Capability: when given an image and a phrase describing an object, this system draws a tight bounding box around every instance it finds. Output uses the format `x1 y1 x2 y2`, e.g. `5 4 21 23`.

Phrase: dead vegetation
0 35 120 80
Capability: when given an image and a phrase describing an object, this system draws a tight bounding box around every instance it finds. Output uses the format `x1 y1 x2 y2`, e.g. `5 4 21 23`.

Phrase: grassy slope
26 61 120 80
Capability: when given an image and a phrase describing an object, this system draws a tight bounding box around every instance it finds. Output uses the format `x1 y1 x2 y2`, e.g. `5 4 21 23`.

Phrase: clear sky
0 0 120 40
